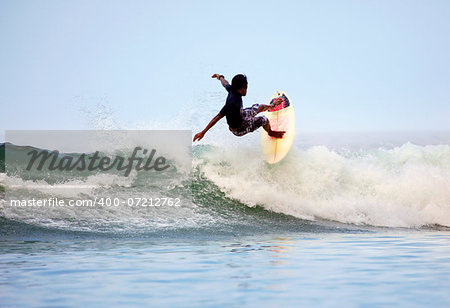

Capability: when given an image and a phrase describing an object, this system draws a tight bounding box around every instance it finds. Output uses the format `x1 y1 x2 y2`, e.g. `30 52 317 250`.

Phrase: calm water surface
1 230 449 307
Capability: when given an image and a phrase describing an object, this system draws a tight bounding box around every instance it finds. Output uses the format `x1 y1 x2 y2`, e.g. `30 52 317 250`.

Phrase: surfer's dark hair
231 74 248 91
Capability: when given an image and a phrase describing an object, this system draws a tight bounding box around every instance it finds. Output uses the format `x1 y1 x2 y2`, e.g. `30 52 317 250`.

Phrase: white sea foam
5 172 135 198
199 142 450 228
1 162 211 232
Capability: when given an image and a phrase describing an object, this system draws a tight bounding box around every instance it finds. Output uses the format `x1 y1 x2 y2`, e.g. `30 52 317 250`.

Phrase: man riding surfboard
193 74 285 142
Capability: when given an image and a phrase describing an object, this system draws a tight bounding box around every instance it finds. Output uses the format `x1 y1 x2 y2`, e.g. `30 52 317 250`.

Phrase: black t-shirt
219 84 243 129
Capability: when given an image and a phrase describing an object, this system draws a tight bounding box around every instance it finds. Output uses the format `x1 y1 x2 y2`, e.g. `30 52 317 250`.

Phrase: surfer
193 74 285 142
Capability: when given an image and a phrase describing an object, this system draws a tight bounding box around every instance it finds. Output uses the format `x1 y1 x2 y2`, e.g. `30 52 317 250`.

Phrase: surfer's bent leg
250 103 286 138
230 104 268 137
263 121 285 138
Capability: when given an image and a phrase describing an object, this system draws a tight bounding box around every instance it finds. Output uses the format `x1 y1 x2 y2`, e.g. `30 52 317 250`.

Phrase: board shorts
230 104 268 137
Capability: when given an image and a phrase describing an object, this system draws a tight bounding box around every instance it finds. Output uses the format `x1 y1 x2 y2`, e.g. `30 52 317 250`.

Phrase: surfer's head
231 74 248 96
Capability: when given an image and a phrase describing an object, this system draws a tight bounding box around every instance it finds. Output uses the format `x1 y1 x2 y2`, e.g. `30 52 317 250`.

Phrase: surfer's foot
268 130 286 138
269 97 283 109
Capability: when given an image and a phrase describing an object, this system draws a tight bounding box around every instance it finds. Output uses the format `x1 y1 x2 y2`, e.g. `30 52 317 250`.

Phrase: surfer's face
237 85 248 96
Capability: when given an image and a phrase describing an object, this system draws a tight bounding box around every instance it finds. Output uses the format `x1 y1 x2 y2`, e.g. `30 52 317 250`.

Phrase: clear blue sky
1 0 449 140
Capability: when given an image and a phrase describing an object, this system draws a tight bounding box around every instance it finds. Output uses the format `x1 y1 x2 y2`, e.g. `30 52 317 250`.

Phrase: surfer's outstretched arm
193 113 224 142
212 73 230 89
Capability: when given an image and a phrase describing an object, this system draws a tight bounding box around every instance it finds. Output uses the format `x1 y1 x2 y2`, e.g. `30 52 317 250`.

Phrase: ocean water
1 131 450 307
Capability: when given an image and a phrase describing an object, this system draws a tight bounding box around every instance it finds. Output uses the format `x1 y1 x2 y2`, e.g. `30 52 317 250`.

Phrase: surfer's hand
211 73 220 79
193 131 205 142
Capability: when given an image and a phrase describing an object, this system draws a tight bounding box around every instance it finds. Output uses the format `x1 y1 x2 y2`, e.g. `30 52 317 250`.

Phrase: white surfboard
261 91 295 164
